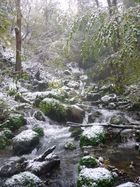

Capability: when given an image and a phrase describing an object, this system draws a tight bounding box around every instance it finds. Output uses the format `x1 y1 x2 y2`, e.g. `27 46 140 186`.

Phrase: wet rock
77 167 114 187
116 182 140 187
33 80 48 91
120 129 135 142
26 154 60 175
88 111 102 123
80 125 106 147
86 93 101 101
64 141 76 150
1 114 26 131
33 111 46 121
108 103 116 110
26 159 60 176
66 105 85 123
0 157 26 177
12 129 40 155
64 70 72 75
69 127 83 140
101 94 117 104
110 115 128 125
5 171 45 187
79 155 98 168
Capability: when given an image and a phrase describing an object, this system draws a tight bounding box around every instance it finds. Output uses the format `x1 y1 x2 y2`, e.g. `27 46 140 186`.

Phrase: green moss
22 72 30 80
8 88 17 96
79 156 98 168
0 130 12 150
80 133 105 147
33 127 44 137
39 98 67 122
0 114 26 131
64 142 76 150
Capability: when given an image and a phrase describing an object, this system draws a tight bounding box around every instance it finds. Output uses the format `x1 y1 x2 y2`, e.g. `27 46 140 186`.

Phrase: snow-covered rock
12 129 39 155
116 182 140 187
80 125 106 147
77 167 114 187
101 94 117 104
5 171 45 187
67 81 80 89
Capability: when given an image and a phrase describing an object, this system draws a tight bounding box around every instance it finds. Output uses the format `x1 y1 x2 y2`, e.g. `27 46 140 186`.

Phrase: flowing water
0 75 140 186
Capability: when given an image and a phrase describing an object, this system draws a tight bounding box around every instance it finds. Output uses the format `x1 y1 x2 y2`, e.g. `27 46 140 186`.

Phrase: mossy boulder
77 167 114 187
40 98 85 123
39 98 67 122
79 156 98 168
80 125 106 147
0 114 26 131
33 90 68 107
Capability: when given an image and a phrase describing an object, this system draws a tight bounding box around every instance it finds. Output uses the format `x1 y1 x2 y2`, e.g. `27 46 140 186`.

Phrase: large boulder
66 105 85 123
39 98 67 122
77 167 114 187
86 93 101 101
80 125 106 147
12 129 40 155
40 98 85 123
5 171 45 187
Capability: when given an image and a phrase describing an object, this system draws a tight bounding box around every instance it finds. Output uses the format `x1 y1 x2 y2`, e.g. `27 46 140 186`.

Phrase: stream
0 62 140 187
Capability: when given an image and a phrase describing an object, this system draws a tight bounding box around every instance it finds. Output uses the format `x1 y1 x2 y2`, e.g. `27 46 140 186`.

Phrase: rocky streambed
0 55 140 187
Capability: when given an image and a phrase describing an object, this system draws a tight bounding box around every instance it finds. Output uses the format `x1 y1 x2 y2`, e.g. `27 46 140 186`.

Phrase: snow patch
116 182 140 187
13 129 38 142
82 125 104 139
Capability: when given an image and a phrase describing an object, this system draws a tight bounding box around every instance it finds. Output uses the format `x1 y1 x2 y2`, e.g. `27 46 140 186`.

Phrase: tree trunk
107 0 112 16
95 0 99 8
15 0 22 74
